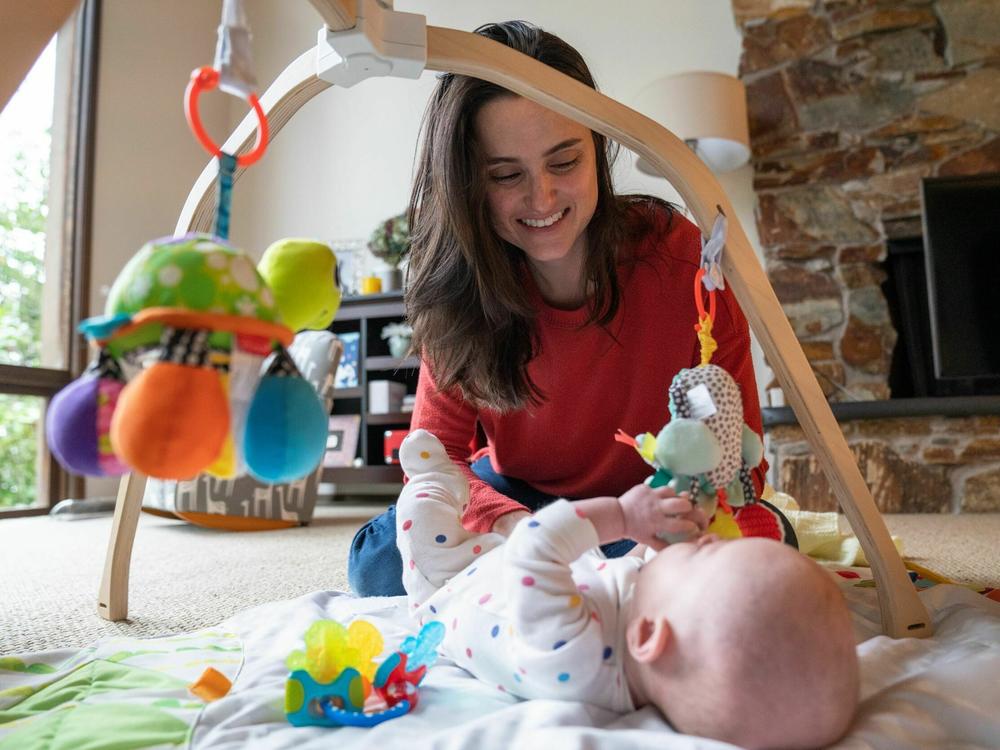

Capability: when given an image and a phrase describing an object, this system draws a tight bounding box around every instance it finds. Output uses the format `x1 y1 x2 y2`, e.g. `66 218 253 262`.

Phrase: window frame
0 0 100 519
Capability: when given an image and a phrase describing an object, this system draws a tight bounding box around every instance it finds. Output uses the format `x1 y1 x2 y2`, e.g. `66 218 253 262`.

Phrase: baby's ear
626 615 672 664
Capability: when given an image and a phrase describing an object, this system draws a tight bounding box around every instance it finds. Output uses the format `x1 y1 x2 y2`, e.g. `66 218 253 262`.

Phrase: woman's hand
617 484 708 551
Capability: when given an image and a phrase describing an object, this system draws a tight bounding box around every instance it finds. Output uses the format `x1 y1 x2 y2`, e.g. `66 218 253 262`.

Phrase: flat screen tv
921 173 1000 394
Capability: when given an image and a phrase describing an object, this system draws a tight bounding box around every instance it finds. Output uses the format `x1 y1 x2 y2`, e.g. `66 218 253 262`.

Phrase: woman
348 20 765 597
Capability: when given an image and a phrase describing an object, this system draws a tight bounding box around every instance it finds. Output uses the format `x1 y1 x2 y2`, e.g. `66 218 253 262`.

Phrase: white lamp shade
633 71 751 175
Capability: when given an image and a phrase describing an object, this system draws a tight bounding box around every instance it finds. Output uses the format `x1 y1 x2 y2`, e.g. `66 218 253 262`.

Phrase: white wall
89 0 228 315
89 0 763 306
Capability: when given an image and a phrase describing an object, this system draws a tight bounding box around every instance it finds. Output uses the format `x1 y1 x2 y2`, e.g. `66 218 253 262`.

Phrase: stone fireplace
732 0 1000 511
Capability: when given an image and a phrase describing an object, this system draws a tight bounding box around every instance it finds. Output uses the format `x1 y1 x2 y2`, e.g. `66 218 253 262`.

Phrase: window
0 2 98 517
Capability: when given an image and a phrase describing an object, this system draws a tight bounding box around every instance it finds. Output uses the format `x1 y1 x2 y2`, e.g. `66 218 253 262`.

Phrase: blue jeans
347 456 635 597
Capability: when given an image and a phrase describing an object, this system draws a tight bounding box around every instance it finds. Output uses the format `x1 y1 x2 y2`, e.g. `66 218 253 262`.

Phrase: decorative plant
380 322 413 341
380 322 413 359
367 212 410 270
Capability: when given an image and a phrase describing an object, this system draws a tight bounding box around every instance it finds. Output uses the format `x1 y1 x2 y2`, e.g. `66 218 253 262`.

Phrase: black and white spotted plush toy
621 364 797 547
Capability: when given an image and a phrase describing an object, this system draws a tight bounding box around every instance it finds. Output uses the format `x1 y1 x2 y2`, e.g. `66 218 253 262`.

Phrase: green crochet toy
617 363 766 540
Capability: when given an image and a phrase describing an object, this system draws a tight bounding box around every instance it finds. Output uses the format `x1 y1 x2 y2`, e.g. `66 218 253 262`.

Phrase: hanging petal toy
45 3 338 485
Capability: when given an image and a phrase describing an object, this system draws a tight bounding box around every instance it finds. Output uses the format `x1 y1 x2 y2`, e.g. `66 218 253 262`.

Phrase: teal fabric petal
244 376 327 483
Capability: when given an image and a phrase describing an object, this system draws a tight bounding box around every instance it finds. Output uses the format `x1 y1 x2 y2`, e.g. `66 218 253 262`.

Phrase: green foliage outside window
1 150 46 368
0 146 48 507
0 395 41 507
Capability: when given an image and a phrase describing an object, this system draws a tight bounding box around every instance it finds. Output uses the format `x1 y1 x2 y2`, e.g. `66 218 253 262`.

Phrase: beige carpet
874 514 1000 586
0 502 385 655
2 504 998 655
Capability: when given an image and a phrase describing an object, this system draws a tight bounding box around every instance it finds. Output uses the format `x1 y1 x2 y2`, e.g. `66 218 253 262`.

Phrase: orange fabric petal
111 363 229 479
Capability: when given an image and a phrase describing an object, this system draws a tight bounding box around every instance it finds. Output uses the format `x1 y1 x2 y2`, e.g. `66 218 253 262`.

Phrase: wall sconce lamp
633 71 751 175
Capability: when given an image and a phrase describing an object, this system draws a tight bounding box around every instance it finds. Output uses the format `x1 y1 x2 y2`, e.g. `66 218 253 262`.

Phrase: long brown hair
406 20 669 412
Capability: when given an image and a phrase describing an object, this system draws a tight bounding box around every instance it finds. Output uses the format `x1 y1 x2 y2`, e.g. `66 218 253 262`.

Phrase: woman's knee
347 508 406 597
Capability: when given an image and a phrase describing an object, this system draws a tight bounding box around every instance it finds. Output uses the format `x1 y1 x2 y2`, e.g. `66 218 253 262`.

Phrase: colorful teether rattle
285 619 444 728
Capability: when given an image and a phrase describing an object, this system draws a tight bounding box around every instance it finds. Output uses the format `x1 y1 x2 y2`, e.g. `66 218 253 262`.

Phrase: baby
396 429 859 749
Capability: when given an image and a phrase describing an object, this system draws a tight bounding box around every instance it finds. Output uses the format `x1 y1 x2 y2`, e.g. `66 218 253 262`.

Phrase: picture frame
334 331 360 388
324 414 361 467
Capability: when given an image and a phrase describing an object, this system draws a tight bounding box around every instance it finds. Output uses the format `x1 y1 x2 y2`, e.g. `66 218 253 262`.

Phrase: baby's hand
617 484 709 551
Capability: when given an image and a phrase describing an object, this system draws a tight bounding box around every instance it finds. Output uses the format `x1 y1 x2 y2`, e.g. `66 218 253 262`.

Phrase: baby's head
626 536 858 749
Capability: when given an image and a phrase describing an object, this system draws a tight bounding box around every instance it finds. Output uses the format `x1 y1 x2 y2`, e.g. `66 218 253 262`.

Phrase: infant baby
396 429 859 749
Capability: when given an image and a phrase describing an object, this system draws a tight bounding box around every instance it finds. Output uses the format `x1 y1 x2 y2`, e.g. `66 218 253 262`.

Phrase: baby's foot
400 429 454 475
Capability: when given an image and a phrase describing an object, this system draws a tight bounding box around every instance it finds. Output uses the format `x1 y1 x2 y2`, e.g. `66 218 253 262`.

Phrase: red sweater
411 207 766 533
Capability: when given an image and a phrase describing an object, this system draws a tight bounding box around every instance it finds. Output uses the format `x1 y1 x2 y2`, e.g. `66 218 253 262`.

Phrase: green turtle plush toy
46 233 341 484
259 238 342 332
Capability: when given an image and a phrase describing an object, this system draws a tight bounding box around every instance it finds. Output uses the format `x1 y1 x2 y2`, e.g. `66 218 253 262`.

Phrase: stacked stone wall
732 0 1000 510
769 415 1000 511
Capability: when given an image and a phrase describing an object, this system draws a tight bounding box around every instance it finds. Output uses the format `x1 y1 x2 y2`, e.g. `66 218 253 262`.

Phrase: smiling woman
404 20 630 414
348 20 767 598
0 2 99 515
478 98 598 309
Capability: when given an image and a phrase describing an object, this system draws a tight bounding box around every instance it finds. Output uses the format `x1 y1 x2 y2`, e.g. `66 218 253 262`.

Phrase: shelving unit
324 291 416 490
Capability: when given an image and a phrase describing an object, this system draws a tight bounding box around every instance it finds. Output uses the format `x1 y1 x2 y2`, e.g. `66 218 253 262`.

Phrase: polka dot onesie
396 429 640 711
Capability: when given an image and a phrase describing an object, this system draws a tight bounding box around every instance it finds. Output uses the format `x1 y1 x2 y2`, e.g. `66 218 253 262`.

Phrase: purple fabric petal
46 375 103 475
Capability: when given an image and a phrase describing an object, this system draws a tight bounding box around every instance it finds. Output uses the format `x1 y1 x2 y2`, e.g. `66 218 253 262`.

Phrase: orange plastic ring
184 66 269 168
693 268 717 323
